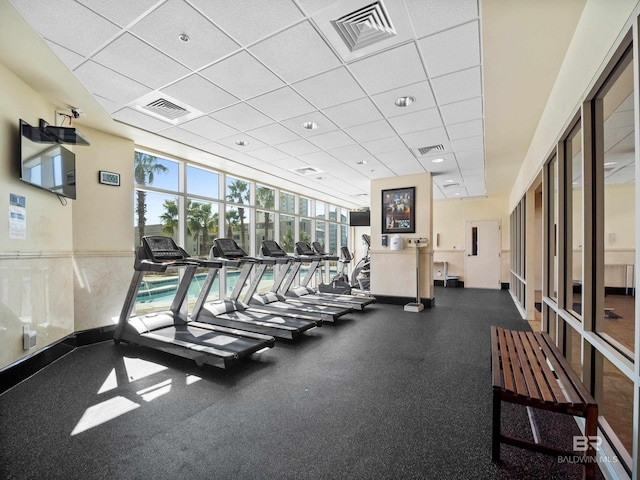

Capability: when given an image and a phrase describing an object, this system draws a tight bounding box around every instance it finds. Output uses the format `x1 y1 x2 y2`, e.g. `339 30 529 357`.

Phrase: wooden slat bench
491 326 599 480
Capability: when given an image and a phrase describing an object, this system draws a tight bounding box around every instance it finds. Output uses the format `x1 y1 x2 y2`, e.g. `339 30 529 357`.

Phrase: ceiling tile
92 32 190 89
405 0 478 38
324 98 383 129
456 149 485 167
297 151 340 167
11 0 121 56
112 107 171 132
452 135 484 153
276 138 320 157
388 107 443 135
418 153 458 173
344 119 396 143
249 21 341 83
77 0 160 28
376 149 419 164
248 87 315 122
447 118 484 140
161 74 238 113
190 0 305 46
130 0 239 70
247 147 291 163
327 144 370 161
388 161 426 176
269 157 308 171
440 97 483 124
160 126 210 146
213 103 273 131
418 21 480 78
246 123 300 145
431 66 482 105
348 43 427 95
200 51 284 100
307 130 354 150
371 80 436 119
362 136 406 155
46 41 85 70
293 67 366 109
74 60 151 104
180 115 239 141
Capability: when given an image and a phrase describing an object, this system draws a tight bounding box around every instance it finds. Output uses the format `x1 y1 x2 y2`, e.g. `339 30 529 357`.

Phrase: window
299 197 311 216
565 121 583 319
185 199 219 258
280 214 295 252
256 184 275 209
280 191 295 214
187 165 219 199
596 48 635 357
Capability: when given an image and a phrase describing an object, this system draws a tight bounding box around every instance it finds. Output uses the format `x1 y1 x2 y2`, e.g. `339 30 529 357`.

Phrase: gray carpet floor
0 287 601 479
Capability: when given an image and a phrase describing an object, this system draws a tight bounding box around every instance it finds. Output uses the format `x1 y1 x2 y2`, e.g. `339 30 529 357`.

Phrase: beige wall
0 62 75 367
370 173 433 300
0 61 135 369
432 195 510 283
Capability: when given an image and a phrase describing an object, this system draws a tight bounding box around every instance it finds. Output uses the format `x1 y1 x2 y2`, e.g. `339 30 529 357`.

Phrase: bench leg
492 390 501 462
583 406 598 480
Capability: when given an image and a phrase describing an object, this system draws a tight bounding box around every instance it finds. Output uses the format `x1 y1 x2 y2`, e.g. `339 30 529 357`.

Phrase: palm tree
160 199 179 236
256 186 275 240
225 208 240 239
189 202 218 256
134 151 168 242
226 179 250 247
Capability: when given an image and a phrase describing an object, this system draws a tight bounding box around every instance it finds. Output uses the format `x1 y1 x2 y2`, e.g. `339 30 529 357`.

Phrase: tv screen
19 120 76 199
349 210 370 227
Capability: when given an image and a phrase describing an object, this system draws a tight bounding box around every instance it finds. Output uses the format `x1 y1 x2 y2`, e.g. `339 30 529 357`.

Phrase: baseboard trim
375 295 433 308
0 325 116 395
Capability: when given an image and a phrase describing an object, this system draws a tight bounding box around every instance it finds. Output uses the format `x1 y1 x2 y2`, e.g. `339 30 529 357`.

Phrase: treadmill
190 238 320 340
113 236 275 369
250 240 353 322
283 242 375 311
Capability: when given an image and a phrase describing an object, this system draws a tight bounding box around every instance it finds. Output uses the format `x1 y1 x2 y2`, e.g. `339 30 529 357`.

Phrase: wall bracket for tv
38 118 90 146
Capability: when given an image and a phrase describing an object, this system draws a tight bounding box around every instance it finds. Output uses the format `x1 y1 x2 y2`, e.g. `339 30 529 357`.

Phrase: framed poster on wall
382 186 415 234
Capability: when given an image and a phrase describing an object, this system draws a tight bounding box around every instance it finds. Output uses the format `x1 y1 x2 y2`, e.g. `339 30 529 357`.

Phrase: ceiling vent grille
442 182 460 189
417 144 445 156
332 1 396 52
291 166 323 176
142 98 190 120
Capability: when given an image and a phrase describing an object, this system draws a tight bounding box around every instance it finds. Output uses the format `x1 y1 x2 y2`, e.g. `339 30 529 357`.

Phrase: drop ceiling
2 0 587 208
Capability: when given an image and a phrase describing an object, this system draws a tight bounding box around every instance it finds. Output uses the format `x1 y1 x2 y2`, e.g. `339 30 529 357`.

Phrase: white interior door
464 220 501 289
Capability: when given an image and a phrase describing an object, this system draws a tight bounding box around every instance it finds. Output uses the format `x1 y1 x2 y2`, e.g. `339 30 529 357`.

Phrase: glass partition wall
530 34 637 475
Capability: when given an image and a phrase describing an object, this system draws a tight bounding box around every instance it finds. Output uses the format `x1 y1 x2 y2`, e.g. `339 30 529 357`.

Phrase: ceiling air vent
417 144 445 156
442 182 460 189
142 98 189 121
291 166 323 176
332 1 396 52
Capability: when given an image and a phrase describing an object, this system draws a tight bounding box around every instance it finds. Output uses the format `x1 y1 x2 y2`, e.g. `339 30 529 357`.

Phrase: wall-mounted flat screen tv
19 119 76 199
349 210 370 227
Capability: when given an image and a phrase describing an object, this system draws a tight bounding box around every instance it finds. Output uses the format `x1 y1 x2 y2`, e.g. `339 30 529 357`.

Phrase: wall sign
98 170 120 186
382 186 416 234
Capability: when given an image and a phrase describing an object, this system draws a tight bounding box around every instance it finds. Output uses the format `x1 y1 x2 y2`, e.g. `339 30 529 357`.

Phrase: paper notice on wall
9 205 26 240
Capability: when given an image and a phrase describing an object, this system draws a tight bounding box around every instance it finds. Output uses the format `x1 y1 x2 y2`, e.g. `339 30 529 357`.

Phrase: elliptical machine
350 234 371 292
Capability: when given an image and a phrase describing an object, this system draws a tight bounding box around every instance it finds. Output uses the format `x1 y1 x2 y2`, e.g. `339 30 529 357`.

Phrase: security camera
71 108 80 119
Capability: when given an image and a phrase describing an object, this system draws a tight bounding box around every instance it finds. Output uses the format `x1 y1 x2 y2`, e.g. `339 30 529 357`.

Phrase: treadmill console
340 246 352 261
142 236 186 262
295 242 315 256
261 240 287 257
214 238 247 258
311 241 327 255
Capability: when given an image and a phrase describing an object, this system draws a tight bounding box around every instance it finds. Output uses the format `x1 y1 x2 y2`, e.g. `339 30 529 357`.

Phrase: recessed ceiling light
178 33 190 43
455 192 461 196
302 121 319 130
432 158 445 163
395 96 415 107
445 179 455 183
235 139 249 146
356 159 368 165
